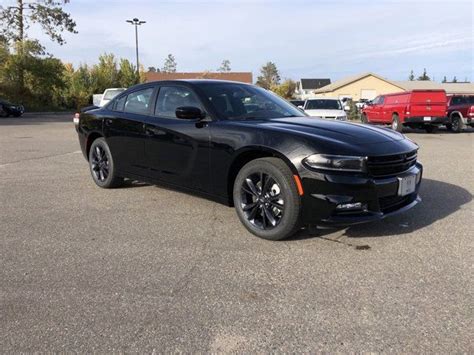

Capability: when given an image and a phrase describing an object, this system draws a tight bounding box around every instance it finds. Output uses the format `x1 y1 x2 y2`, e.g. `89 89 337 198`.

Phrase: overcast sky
6 0 474 82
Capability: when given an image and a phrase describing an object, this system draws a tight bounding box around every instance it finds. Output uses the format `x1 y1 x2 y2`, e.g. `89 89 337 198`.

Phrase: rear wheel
88 137 124 188
233 157 301 240
451 116 463 133
391 114 403 132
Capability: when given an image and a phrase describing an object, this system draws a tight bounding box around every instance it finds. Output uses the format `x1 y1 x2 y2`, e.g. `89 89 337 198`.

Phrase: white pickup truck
93 88 126 107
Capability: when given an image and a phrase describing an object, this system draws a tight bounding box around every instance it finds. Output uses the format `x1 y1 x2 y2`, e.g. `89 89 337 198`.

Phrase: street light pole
126 18 146 80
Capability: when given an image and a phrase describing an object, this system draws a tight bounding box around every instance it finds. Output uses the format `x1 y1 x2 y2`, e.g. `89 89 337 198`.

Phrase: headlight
303 154 367 172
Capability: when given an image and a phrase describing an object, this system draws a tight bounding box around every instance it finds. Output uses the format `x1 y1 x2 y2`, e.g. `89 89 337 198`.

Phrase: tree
118 58 138 87
256 61 280 89
218 59 231 72
417 68 430 81
408 70 415 81
90 53 119 93
147 66 157 73
162 54 177 73
442 76 447 83
452 76 457 83
271 79 296 99
0 0 77 89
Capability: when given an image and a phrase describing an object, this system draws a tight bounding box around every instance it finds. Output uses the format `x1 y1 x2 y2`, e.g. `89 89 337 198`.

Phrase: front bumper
404 116 448 125
300 163 423 227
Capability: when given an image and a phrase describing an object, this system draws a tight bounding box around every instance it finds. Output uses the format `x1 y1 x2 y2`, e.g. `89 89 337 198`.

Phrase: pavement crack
0 150 81 167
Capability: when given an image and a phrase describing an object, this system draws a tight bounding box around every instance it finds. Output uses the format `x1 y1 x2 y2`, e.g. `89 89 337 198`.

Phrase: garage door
360 89 377 100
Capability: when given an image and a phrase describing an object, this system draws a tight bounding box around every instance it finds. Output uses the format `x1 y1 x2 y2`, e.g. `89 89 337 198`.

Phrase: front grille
367 150 417 177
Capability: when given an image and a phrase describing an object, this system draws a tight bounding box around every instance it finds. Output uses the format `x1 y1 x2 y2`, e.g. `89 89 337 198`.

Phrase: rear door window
124 88 154 115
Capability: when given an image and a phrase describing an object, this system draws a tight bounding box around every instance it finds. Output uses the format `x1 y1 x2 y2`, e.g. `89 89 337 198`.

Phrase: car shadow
0 115 73 125
290 178 472 241
403 127 474 134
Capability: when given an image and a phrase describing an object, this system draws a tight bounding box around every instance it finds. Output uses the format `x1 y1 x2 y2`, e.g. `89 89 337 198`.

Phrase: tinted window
451 96 464 105
305 99 342 110
199 83 305 120
114 95 127 111
124 88 154 115
155 86 203 118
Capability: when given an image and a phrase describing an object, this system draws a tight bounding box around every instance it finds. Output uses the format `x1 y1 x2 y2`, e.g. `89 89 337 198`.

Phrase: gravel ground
0 115 473 352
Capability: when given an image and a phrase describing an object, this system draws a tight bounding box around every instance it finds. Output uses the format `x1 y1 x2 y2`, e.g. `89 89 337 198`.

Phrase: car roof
147 79 254 86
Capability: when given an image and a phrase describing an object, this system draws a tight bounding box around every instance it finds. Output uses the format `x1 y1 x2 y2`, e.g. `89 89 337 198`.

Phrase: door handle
145 127 165 136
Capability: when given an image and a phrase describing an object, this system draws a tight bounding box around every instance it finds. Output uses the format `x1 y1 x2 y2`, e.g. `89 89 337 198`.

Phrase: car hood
304 109 346 117
258 117 405 145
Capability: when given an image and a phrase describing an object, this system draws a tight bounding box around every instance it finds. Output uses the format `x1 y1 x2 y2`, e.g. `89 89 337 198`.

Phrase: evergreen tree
162 54 177 73
256 62 280 89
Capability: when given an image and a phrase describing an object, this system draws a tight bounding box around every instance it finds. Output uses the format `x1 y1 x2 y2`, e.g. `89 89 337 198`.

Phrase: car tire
425 125 438 133
446 123 453 131
451 116 463 133
361 113 368 124
391 114 403 132
233 157 301 241
88 137 124 188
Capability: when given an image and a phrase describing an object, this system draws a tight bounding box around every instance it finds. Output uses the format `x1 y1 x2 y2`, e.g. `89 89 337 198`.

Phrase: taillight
404 105 411 116
468 106 474 116
73 112 80 125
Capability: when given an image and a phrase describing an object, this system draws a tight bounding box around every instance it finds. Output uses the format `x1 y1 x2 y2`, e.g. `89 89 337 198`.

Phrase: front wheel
88 137 124 188
233 157 301 240
451 116 463 133
391 114 403 132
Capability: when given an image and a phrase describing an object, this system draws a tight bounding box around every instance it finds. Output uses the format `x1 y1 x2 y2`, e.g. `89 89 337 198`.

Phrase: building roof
300 78 331 90
144 71 253 84
312 72 474 95
395 81 474 94
314 72 405 93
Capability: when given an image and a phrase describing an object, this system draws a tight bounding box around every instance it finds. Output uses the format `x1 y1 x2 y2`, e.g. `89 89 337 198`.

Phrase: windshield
305 99 342 110
104 89 126 100
0 99 12 105
199 83 306 120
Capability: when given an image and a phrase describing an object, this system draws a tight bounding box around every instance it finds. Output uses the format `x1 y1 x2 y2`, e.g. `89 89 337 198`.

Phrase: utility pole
126 18 146 80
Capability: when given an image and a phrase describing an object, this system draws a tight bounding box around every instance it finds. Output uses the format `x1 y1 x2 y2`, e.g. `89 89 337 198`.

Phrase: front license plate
423 116 432 121
398 175 417 196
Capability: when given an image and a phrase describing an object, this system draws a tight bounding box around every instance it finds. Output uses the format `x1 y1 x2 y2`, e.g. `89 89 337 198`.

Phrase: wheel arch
450 111 463 120
226 147 299 206
85 132 104 160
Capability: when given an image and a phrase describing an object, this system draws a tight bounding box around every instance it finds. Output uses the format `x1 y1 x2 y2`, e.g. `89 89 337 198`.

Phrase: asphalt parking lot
1 114 473 352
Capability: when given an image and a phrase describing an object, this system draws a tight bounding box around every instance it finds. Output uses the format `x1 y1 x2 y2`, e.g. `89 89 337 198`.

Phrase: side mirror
175 106 205 120
297 105 304 109
344 105 350 111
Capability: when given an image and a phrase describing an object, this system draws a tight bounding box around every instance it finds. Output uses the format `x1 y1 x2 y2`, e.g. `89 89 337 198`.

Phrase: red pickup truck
361 90 448 133
446 95 474 132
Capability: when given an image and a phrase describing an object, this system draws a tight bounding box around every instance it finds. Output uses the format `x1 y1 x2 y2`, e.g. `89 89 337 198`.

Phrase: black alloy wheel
91 145 110 182
233 157 301 240
88 138 124 188
240 172 285 230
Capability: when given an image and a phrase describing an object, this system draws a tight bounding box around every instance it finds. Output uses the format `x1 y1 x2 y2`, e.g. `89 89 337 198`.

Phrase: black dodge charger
75 80 422 240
